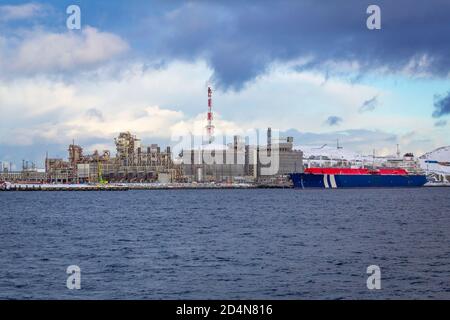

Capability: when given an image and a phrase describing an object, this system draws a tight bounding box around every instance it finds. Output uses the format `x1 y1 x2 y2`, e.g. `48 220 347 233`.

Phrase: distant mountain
419 146 450 162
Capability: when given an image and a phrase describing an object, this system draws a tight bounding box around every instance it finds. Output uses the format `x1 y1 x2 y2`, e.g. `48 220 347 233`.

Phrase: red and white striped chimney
206 86 214 143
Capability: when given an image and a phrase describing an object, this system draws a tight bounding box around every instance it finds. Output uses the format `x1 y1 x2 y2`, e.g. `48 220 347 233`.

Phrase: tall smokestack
206 86 214 144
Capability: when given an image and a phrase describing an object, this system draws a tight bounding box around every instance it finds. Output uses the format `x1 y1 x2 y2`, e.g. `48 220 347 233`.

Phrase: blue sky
1 0 450 168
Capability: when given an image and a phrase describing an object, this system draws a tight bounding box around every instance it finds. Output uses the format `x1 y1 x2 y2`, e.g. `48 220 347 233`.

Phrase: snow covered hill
295 145 401 168
418 146 450 177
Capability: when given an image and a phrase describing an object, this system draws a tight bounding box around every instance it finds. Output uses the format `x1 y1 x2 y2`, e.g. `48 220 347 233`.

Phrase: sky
1 0 450 169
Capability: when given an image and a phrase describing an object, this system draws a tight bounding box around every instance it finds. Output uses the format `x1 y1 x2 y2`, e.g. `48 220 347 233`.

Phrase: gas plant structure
1 86 304 185
45 132 180 184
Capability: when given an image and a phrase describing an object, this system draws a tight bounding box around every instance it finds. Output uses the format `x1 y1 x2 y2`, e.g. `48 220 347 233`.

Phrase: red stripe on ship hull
305 168 409 175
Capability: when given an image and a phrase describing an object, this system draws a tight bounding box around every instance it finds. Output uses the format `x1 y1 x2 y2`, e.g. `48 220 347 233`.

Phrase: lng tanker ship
290 168 427 189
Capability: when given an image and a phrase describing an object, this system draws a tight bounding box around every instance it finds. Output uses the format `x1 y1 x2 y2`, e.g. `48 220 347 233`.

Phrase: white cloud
0 3 44 21
0 59 447 164
215 65 382 132
64 105 185 140
0 26 128 74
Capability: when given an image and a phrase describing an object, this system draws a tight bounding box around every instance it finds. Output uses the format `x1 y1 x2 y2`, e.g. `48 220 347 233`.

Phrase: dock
0 184 129 191
0 182 291 191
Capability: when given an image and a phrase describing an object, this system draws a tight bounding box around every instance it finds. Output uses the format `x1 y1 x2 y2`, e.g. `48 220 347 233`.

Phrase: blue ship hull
290 173 427 189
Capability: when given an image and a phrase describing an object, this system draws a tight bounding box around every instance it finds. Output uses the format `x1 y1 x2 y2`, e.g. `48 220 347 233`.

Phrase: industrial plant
0 129 303 185
0 86 303 186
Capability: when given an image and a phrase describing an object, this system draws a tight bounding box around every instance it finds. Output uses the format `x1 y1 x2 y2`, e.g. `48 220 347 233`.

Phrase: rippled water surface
1 188 449 299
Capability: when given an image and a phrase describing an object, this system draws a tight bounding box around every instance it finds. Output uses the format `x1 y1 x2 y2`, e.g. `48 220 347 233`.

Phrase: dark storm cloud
325 116 343 126
359 96 378 113
145 0 450 90
433 91 450 118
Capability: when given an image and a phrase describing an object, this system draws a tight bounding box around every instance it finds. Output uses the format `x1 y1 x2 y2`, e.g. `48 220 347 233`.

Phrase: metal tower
206 86 214 144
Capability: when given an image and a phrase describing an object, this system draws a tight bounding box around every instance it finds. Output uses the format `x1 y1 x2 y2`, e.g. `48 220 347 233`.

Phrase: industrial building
43 132 179 184
182 128 303 183
0 160 47 183
182 135 247 182
0 128 304 185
